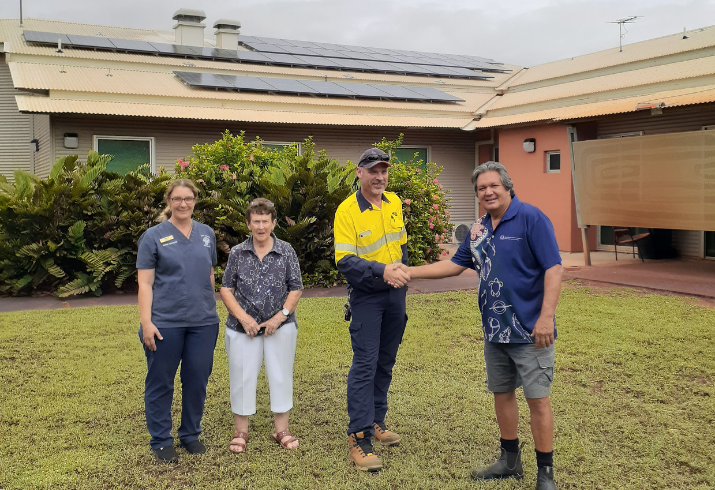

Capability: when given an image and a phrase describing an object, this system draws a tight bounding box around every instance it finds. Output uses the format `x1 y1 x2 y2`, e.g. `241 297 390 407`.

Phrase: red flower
220 165 229 170
404 199 412 205
433 204 439 210
433 179 439 184
178 158 189 169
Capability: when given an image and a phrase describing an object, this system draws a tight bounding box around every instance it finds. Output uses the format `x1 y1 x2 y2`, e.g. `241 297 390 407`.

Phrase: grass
0 287 713 489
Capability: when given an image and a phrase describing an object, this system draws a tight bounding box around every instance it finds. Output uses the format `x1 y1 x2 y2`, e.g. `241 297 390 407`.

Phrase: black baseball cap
358 148 391 168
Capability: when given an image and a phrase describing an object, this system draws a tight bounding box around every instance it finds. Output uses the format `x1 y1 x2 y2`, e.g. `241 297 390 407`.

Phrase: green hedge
0 132 452 296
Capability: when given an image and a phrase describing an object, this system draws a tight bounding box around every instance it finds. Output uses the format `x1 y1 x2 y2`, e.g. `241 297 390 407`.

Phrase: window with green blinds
393 147 428 170
97 138 152 175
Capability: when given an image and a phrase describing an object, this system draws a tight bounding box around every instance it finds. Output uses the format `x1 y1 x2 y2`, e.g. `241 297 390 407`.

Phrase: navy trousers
140 324 219 449
347 286 407 436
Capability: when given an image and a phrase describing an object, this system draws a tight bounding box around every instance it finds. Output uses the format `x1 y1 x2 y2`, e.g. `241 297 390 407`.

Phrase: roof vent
213 19 241 50
172 8 207 47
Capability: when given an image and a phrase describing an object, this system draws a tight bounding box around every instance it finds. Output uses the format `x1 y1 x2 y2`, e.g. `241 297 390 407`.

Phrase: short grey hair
472 161 514 196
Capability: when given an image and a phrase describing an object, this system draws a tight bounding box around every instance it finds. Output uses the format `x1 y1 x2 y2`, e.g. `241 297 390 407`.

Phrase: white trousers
224 322 297 416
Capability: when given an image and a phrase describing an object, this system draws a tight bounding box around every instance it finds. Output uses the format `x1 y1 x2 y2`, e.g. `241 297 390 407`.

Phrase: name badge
160 235 174 243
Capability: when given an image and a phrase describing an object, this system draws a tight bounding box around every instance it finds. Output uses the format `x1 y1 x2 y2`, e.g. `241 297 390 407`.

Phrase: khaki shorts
483 340 555 399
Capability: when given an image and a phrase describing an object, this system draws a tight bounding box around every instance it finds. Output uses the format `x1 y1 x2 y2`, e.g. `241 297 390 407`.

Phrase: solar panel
259 78 316 94
109 38 158 53
150 43 202 56
403 86 465 102
21 30 507 80
336 83 391 98
299 80 357 96
330 58 373 70
299 56 343 68
66 34 116 49
222 75 276 91
260 52 308 65
175 71 235 89
368 85 425 100
236 50 274 63
23 30 71 45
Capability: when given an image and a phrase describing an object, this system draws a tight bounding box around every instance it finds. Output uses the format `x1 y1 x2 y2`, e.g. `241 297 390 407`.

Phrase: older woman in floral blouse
220 198 303 454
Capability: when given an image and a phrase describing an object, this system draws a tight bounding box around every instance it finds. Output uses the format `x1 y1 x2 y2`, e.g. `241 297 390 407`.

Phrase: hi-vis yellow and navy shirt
334 189 408 294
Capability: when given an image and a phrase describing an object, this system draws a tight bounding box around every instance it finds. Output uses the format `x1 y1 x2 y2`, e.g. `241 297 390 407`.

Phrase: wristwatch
281 307 290 317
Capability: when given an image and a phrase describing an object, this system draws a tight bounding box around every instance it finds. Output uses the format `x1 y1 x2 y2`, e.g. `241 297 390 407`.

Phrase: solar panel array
23 30 507 80
173 71 465 102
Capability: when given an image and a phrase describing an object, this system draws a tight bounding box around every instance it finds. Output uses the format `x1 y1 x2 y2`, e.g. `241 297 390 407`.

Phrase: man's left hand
260 315 284 336
531 315 555 348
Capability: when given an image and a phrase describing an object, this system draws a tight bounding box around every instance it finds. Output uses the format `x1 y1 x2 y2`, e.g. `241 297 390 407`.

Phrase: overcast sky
2 0 714 66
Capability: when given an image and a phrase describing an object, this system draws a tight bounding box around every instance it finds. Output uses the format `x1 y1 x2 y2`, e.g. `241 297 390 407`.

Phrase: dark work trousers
139 323 219 449
347 285 407 437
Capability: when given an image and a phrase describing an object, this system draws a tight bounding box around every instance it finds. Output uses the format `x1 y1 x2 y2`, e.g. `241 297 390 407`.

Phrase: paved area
0 252 712 313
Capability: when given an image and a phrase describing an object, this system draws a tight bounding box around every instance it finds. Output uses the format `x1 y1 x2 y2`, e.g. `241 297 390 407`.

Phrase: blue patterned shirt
222 233 303 334
451 196 561 343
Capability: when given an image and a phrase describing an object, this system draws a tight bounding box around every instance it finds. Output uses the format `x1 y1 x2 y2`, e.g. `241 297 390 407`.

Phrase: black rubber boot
471 446 523 480
536 466 557 490
152 445 179 463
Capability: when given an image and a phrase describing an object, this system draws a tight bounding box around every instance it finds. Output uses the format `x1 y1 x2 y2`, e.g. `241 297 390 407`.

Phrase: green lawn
1 288 713 489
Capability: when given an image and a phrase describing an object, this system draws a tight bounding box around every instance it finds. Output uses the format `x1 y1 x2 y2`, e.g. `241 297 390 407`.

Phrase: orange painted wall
496 124 595 252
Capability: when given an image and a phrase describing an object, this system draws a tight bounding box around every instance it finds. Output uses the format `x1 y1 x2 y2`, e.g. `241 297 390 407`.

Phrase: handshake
383 263 412 288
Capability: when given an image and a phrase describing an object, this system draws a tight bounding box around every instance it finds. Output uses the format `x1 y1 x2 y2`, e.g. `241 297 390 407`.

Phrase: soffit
470 84 715 128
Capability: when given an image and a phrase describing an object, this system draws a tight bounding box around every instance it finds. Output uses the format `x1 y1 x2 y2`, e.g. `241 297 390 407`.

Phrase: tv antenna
610 16 642 52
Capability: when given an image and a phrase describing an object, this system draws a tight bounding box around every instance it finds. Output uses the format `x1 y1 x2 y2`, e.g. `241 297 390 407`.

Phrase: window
706 231 715 259
546 151 560 173
493 145 499 162
263 141 302 154
393 146 428 170
94 136 155 175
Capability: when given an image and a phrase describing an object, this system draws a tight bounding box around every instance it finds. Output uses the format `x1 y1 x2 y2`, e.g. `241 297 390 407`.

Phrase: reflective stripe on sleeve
335 243 358 254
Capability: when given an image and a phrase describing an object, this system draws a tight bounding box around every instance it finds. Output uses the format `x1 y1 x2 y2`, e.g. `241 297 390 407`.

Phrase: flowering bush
376 135 453 265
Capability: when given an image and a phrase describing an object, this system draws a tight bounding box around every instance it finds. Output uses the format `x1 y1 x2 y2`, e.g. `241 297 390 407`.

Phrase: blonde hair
160 179 199 221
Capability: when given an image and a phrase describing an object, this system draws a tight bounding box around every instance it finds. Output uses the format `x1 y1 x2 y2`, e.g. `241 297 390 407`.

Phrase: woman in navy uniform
137 179 220 463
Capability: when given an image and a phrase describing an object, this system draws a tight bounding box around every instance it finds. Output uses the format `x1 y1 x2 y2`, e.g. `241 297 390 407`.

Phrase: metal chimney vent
172 8 207 47
213 18 241 50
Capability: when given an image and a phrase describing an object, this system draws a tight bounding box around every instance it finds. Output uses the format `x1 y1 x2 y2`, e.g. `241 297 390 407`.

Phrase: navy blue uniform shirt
137 220 220 329
451 195 561 343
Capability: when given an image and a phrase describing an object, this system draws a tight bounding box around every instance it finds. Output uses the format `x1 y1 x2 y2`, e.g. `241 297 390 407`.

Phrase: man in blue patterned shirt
408 162 562 490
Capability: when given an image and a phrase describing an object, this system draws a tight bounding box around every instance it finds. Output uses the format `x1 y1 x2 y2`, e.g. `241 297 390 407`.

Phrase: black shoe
180 439 206 454
471 447 523 480
536 466 557 490
152 445 179 463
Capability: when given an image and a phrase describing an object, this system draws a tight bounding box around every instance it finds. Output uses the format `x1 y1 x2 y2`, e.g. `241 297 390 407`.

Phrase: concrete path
1 252 712 313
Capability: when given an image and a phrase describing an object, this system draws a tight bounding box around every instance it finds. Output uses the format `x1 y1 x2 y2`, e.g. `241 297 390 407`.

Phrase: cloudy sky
1 0 714 66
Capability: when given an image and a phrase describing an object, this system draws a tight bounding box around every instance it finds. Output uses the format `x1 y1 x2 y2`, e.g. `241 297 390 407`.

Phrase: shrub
376 135 454 265
0 132 454 296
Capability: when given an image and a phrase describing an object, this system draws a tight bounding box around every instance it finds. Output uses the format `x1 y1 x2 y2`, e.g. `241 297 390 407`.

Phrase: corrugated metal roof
8 62 494 113
469 84 715 128
511 26 715 87
0 20 518 88
491 56 715 110
15 95 475 128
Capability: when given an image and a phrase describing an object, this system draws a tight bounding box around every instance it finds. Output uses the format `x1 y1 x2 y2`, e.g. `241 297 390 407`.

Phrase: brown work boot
348 432 383 472
373 422 401 446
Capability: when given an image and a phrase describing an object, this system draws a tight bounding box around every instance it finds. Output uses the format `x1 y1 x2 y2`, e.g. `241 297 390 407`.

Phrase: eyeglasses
360 153 390 165
170 196 196 204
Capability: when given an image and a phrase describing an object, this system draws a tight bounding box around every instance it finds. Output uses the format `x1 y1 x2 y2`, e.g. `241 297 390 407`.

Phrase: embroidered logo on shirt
359 230 372 238
159 235 174 243
500 235 522 241
201 235 211 248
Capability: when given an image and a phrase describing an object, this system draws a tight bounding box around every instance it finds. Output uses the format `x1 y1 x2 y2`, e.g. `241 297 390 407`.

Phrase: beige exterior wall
50 115 478 224
0 54 31 180
31 114 52 177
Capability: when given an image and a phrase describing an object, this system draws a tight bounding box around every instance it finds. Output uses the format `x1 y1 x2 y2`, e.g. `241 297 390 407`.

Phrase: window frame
545 150 561 173
262 141 303 155
93 135 156 173
391 145 431 166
